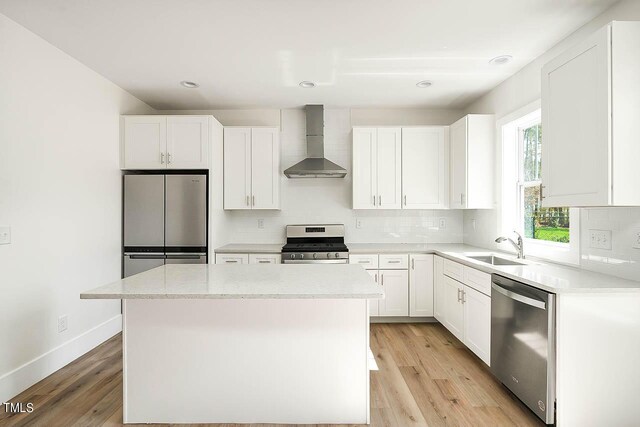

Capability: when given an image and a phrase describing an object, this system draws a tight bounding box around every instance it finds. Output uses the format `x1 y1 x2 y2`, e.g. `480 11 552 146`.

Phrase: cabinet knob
160 152 165 164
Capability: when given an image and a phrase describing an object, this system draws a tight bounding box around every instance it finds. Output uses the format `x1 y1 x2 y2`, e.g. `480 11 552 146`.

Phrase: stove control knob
313 253 318 259
290 254 295 260
326 253 331 258
335 253 340 259
299 253 304 259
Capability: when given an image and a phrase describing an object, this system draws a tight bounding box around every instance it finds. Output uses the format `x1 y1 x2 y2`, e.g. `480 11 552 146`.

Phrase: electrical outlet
58 315 68 333
0 226 10 245
356 219 362 229
633 231 640 249
439 218 446 229
589 229 612 250
257 219 264 229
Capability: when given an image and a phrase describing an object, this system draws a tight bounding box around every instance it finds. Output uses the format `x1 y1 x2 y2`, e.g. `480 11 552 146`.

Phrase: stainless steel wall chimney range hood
284 105 347 178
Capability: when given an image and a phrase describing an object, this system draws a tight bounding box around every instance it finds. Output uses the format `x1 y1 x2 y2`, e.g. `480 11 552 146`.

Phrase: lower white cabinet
435 256 491 366
367 270 380 316
215 253 249 264
462 285 491 365
434 256 445 322
379 270 409 316
409 254 434 317
442 275 465 341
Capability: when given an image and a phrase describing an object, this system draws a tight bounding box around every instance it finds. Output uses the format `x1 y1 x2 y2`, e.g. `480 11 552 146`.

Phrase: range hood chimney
284 105 347 178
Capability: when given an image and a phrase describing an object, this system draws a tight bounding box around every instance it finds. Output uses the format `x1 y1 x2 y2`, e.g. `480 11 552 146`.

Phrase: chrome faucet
495 231 524 259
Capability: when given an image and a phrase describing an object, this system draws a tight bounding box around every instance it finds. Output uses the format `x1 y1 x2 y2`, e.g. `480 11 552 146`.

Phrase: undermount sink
467 255 524 266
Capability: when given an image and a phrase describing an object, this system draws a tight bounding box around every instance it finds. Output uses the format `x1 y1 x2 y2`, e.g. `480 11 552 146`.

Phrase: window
518 121 570 245
498 100 579 264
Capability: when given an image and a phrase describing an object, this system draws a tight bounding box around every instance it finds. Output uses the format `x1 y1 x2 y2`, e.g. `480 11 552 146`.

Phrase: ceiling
0 0 619 110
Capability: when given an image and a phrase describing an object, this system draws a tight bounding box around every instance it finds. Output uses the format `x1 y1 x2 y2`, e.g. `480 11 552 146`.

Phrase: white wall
462 0 640 281
0 14 154 401
165 107 465 244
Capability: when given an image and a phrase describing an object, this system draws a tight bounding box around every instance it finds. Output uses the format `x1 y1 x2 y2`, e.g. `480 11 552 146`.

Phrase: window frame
497 100 580 265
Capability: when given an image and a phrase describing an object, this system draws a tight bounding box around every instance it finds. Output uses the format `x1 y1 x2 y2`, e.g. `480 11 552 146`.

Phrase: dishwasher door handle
492 283 546 309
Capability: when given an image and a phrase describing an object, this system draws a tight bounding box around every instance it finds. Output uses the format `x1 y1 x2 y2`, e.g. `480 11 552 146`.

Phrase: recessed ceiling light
299 81 317 88
180 81 199 88
489 55 513 66
416 80 433 88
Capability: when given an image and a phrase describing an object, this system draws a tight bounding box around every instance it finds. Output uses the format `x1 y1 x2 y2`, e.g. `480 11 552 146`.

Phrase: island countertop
80 264 384 300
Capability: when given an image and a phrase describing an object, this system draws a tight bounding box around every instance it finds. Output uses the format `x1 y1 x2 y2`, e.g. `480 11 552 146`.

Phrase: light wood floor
1 323 543 427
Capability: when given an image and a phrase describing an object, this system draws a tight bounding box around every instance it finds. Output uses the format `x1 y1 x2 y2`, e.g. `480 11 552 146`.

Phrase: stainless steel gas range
281 224 348 264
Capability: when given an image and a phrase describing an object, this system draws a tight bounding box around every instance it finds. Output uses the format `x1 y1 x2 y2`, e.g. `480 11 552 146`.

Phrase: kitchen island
81 263 383 425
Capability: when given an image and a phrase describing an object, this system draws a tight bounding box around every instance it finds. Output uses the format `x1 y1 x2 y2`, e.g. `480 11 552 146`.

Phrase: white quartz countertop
215 242 640 294
81 264 384 300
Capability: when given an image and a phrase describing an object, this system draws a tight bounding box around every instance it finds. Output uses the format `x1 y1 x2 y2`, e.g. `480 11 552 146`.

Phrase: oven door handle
491 283 546 310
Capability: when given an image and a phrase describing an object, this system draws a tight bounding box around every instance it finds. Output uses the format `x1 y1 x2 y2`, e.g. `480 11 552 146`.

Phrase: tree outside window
519 123 570 244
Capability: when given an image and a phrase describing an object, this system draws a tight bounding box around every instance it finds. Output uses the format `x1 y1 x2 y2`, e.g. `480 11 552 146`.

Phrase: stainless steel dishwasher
490 274 556 425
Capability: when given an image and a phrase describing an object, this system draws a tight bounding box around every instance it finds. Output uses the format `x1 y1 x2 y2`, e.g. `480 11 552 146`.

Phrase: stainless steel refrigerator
123 173 207 278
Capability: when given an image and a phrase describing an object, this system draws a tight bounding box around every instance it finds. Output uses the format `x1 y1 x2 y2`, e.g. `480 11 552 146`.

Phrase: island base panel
122 298 370 424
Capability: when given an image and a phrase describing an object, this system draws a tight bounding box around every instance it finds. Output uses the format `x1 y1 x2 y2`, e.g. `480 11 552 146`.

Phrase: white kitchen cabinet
433 256 445 323
121 115 210 170
378 270 409 316
442 275 464 341
248 253 281 264
367 270 380 316
223 127 280 210
166 116 210 169
462 285 491 365
402 127 448 209
215 253 249 264
352 127 401 209
409 254 434 317
449 114 494 209
541 21 640 207
121 116 167 169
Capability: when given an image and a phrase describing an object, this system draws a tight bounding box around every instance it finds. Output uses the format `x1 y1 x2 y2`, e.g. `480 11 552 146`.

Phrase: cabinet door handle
411 258 415 270
252 195 255 206
388 260 400 264
404 195 407 206
457 288 461 302
378 195 382 205
167 152 172 164
541 185 546 200
226 260 238 264
461 289 466 304
373 195 376 206
381 274 384 286
374 273 378 283
160 152 165 164
258 260 271 264
246 195 250 206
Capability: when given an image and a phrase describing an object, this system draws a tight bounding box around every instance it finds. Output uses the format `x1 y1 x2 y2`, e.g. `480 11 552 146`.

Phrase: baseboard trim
370 316 438 324
0 314 122 403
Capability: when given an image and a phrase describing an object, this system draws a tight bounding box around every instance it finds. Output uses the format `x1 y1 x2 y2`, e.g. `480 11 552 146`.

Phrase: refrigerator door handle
127 254 166 260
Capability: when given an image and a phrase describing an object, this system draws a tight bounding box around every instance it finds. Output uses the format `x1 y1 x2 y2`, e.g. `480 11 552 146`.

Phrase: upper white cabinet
121 115 210 170
542 21 640 207
223 127 280 210
353 126 448 210
402 127 448 209
449 115 494 209
352 127 402 209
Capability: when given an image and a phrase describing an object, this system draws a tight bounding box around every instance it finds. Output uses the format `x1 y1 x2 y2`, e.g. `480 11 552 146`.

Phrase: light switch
0 226 10 245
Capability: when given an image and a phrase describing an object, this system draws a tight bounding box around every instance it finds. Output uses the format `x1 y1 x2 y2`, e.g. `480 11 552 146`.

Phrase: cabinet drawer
463 266 491 296
215 253 249 264
443 259 464 282
349 254 379 269
379 254 409 269
249 253 281 264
